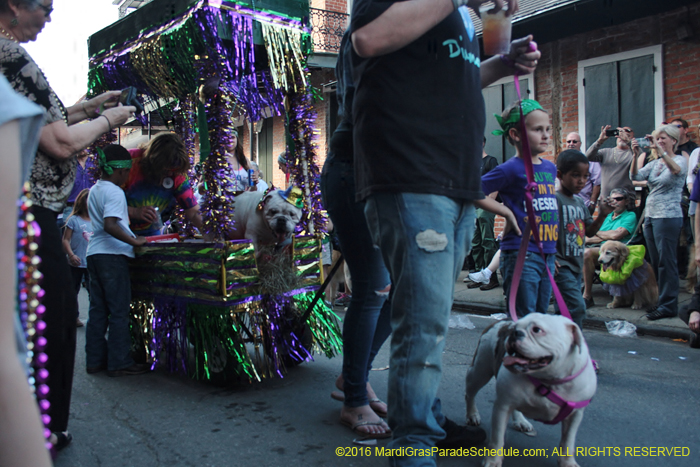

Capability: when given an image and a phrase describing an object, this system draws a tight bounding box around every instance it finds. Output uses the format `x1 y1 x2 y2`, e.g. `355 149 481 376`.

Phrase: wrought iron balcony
113 0 154 18
309 8 348 54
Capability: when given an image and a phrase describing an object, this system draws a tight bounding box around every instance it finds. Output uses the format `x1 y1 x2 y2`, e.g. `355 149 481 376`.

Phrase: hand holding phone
119 87 144 114
605 129 620 137
634 137 650 148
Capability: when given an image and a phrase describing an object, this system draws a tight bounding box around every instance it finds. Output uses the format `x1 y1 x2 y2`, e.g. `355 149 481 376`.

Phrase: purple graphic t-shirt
482 156 559 254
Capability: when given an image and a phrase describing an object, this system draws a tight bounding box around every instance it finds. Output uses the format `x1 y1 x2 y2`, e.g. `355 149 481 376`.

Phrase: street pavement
454 270 694 341
53 282 698 467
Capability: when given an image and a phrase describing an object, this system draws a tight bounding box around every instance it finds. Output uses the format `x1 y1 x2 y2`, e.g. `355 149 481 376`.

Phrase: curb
452 302 691 341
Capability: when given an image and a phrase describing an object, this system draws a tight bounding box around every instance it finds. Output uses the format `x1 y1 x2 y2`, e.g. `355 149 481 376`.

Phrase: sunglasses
566 140 580 144
610 196 625 201
622 128 633 133
38 3 53 17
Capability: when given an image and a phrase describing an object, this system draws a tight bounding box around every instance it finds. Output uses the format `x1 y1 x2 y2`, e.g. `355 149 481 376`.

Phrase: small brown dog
598 241 658 310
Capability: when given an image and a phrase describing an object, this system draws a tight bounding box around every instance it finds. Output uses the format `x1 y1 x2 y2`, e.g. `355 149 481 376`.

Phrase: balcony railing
309 8 348 54
114 0 154 18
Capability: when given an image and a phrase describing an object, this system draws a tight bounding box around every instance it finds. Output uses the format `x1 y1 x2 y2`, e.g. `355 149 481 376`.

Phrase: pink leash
507 76 571 323
505 66 593 424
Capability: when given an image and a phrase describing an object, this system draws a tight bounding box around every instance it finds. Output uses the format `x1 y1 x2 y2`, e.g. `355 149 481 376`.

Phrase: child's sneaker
467 269 491 285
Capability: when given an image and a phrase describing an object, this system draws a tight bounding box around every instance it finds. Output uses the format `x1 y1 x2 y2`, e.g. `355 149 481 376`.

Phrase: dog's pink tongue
503 355 530 367
276 232 288 243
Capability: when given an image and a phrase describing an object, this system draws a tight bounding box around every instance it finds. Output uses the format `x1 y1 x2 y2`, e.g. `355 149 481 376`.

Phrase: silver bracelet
99 114 112 132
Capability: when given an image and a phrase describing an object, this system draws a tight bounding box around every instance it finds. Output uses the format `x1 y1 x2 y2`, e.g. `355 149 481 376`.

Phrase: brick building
477 0 700 233
108 0 700 218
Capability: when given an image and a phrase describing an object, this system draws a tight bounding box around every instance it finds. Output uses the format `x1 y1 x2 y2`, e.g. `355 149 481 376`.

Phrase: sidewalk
453 270 694 341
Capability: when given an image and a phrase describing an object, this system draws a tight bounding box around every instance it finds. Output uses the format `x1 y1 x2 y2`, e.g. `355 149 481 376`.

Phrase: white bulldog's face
262 191 302 243
503 313 583 376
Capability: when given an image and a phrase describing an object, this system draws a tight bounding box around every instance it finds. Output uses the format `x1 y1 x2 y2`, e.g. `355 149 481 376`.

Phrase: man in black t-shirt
671 117 698 155
350 0 540 462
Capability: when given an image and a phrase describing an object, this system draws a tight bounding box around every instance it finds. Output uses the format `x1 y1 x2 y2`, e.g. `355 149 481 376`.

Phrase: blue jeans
320 155 392 408
554 267 586 328
86 254 135 371
644 217 682 316
500 250 555 317
365 192 475 466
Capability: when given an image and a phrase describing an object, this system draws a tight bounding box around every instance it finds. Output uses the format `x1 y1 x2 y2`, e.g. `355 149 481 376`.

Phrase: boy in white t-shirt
85 145 147 377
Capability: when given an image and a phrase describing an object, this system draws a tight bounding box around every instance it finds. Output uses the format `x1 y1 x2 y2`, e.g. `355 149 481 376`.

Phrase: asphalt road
54 293 699 467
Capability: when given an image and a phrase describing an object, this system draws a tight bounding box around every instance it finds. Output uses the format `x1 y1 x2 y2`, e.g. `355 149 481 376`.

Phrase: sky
24 0 120 105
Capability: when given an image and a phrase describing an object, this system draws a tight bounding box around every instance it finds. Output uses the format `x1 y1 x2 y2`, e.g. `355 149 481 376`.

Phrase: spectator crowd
3 2 700 467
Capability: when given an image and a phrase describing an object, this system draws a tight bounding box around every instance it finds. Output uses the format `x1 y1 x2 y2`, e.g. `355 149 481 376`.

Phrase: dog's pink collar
527 359 592 425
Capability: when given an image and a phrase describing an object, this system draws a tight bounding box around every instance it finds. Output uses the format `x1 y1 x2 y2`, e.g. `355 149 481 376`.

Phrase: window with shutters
577 45 663 150
258 117 275 183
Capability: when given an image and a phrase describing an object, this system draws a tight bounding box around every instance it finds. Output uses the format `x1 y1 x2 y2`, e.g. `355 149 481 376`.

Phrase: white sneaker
467 269 491 285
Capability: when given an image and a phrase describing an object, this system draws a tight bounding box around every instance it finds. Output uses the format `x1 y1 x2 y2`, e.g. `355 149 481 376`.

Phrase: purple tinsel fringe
151 298 189 375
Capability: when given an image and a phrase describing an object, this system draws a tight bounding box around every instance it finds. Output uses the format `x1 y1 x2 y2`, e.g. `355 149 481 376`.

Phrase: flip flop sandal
331 391 388 418
340 419 392 439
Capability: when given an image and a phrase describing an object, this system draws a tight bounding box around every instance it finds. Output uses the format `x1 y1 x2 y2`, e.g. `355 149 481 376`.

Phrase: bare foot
335 375 388 416
340 405 390 436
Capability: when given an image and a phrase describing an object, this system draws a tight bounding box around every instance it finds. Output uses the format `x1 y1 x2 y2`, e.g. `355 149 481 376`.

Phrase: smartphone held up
634 137 651 148
119 86 144 114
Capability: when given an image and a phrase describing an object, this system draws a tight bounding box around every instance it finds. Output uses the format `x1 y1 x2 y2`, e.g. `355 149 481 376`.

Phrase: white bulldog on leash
466 313 596 467
227 186 303 249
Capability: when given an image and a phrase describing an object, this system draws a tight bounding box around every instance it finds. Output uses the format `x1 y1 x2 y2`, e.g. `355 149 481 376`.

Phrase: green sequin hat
279 186 304 209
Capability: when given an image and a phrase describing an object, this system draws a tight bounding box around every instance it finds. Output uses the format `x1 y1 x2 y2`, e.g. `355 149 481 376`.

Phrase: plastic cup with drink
151 206 163 234
480 5 512 55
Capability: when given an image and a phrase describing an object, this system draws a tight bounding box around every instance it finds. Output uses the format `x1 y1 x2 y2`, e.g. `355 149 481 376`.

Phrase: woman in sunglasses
0 0 135 454
630 124 688 320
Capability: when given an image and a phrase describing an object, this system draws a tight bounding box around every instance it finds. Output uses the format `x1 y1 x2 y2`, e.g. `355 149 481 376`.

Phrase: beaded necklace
0 23 17 42
36 63 68 123
17 182 52 452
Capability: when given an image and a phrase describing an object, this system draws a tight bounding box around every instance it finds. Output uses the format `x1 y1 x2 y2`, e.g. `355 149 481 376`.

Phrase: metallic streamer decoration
131 36 186 99
170 96 199 237
128 239 341 382
86 1 338 383
260 23 307 92
198 78 238 239
286 82 327 239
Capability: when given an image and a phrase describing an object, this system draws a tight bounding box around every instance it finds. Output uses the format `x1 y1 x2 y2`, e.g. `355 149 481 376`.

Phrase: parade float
86 0 341 382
